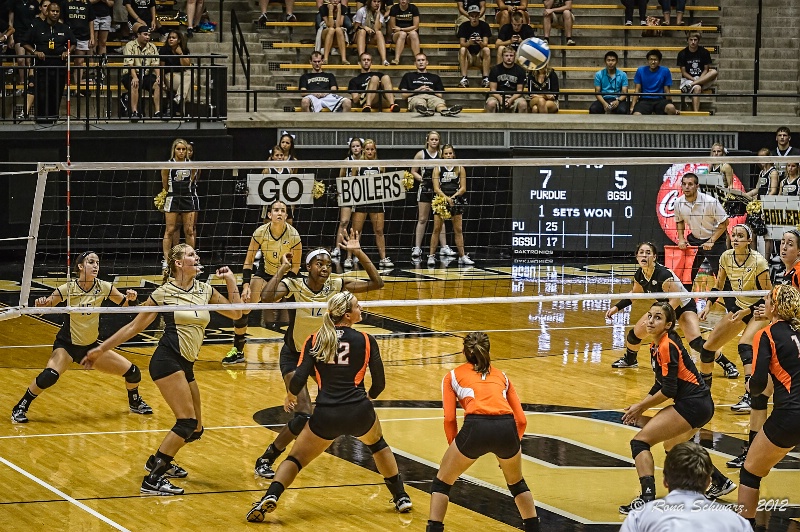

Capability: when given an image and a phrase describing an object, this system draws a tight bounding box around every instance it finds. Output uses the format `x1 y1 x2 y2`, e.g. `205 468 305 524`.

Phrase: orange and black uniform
442 363 527 459
779 261 800 289
649 330 714 428
751 321 800 448
291 326 385 440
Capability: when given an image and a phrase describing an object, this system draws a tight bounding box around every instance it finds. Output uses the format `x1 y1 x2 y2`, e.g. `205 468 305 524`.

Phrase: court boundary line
0 454 131 531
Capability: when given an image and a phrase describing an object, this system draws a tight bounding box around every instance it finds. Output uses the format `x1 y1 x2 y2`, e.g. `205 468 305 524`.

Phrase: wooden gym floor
0 262 798 531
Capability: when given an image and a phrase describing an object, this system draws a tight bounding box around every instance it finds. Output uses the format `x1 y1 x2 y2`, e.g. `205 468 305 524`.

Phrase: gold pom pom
154 189 167 212
313 180 325 200
402 171 415 191
431 195 452 220
746 200 762 215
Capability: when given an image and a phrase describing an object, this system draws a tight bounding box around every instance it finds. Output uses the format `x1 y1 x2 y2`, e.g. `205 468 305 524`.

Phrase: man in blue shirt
589 51 629 114
631 49 679 115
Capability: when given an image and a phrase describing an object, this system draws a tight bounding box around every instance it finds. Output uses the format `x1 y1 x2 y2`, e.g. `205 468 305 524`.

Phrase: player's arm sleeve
507 379 527 439
442 372 459 444
367 335 386 399
289 336 315 395
749 330 771 397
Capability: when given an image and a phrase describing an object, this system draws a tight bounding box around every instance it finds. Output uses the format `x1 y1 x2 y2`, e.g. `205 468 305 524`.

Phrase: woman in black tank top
161 138 199 271
334 138 363 267
780 162 800 196
429 144 472 266
410 131 453 261
350 139 394 269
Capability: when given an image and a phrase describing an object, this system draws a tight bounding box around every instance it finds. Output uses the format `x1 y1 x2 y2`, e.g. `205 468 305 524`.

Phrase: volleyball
515 37 551 71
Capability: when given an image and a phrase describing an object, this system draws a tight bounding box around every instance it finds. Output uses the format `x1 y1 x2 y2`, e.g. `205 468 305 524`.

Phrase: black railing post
753 0 762 116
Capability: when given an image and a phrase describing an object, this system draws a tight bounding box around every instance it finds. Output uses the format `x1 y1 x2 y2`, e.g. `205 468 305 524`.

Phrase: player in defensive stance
428 331 536 531
84 244 242 495
738 285 800 529
221 200 302 365
606 241 735 384
252 231 384 479
619 302 734 515
246 291 412 522
12 251 152 423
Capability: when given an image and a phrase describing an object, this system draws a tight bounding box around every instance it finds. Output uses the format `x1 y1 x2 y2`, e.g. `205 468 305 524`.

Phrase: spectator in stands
388 0 420 65
677 32 716 113
348 52 400 112
299 51 352 112
773 127 800 175
400 52 462 116
159 30 191 118
21 2 74 121
184 0 204 37
620 0 646 26
457 5 491 88
542 0 574 46
631 49 679 115
495 11 534 65
527 65 558 113
485 47 527 113
453 0 484 35
354 0 389 66
61 0 95 94
589 51 629 114
17 0 48 121
121 25 161 121
495 0 528 28
90 0 114 79
319 0 350 65
257 0 296 26
7 0 39 87
123 0 159 34
660 0 683 27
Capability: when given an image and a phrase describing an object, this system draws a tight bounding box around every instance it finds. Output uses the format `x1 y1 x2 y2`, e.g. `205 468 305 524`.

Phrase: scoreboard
512 164 667 260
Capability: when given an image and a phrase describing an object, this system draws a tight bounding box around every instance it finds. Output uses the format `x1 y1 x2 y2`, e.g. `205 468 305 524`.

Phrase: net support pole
19 165 51 308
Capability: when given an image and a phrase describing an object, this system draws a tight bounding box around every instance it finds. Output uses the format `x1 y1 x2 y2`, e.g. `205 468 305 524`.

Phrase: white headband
306 249 332 266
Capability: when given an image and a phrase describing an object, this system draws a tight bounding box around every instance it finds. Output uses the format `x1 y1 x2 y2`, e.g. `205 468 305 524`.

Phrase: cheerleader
350 139 394 269
11 251 152 423
334 138 361 268
84 244 242 495
162 138 199 272
619 302 734 514
275 133 300 224
698 224 771 413
737 285 800 528
779 161 800 196
429 144 472 266
748 147 780 199
410 131 453 261
427 332 537 532
605 242 734 383
261 145 291 222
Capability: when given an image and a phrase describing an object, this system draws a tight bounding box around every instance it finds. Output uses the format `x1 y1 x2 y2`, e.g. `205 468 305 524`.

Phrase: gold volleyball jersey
281 276 344 354
719 250 769 309
55 279 113 346
149 280 212 362
252 223 302 276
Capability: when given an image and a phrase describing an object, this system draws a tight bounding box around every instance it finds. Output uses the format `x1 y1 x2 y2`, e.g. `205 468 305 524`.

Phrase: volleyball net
0 155 791 324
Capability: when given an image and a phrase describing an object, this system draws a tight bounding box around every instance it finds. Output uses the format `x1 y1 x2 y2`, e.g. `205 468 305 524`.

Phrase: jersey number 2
334 342 350 365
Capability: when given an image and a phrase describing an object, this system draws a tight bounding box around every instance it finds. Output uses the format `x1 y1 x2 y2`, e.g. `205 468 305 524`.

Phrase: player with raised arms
246 291 412 522
605 242 733 385
252 230 384 479
83 244 242 495
619 302 734 515
221 200 302 365
11 251 152 423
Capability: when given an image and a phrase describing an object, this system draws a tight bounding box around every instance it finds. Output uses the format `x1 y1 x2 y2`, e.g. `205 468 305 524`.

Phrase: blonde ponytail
310 291 355 362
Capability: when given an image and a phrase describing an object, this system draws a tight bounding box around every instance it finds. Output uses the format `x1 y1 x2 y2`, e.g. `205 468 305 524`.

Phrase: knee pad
288 412 311 436
630 439 651 460
285 455 303 472
171 418 198 440
689 337 705 354
739 465 762 490
233 315 249 328
122 364 141 384
367 437 389 454
750 394 768 411
626 329 641 346
430 477 453 497
738 344 754 366
700 347 717 364
507 478 530 497
35 368 60 390
185 426 204 443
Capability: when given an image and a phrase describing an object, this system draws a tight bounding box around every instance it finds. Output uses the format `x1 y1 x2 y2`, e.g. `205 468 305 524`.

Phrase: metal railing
0 54 227 129
230 8 251 106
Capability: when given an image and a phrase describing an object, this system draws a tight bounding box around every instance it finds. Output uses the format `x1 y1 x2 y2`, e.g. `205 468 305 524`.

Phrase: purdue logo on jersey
652 280 657 286
174 169 191 182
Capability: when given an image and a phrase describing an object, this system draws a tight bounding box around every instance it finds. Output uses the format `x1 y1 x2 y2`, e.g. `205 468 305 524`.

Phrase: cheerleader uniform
164 159 199 213
353 163 384 214
416 149 440 204
436 165 465 216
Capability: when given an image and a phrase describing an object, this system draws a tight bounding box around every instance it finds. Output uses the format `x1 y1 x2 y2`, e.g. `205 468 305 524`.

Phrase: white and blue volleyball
515 37 551 71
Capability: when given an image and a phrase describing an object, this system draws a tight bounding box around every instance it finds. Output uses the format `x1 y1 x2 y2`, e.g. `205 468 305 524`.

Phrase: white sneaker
439 245 457 257
343 258 353 268
411 247 422 259
427 255 436 267
331 247 341 258
378 257 394 268
458 255 474 265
